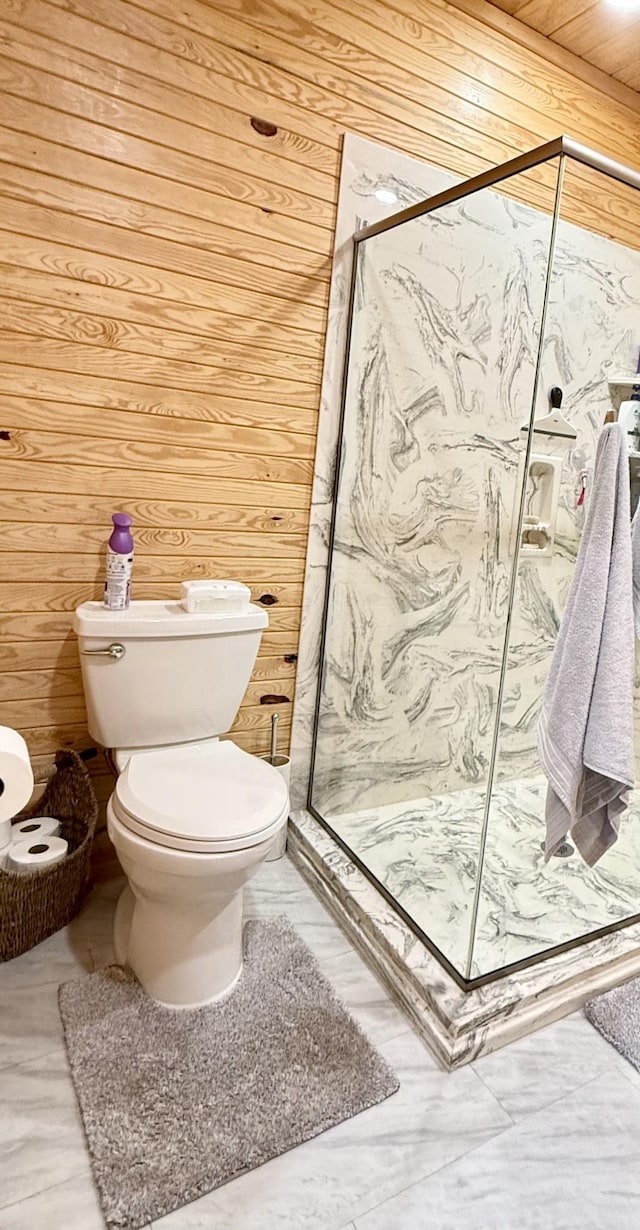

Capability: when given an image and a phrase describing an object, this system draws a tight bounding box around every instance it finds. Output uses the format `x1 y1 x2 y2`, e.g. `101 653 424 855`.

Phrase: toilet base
150 959 244 1010
113 881 244 1009
113 884 134 966
106 791 287 1011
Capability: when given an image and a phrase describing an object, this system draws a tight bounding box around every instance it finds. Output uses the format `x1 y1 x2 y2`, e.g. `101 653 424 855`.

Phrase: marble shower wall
295 135 640 819
290 135 457 811
495 217 640 783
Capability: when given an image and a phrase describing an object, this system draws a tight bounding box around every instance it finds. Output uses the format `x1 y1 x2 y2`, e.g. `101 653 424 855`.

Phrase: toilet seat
113 740 288 853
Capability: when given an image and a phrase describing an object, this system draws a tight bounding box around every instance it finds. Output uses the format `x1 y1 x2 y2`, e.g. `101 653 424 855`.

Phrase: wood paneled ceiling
489 1 640 90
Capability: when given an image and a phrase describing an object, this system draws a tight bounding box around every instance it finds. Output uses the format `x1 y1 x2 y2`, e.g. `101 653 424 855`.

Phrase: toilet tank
73 600 268 749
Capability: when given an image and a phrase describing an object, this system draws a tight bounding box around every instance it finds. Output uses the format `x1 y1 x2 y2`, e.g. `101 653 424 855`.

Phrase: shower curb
288 809 640 1069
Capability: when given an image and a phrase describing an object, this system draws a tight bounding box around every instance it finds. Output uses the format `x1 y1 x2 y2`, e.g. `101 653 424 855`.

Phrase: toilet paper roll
6 835 68 874
11 816 60 843
0 816 11 853
0 727 34 824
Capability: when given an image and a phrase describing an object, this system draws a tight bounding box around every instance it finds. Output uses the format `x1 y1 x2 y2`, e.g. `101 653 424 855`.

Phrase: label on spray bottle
104 547 133 610
104 513 134 610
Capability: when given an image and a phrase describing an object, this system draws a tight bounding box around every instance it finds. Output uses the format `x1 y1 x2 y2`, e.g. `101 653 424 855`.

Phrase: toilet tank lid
73 600 268 639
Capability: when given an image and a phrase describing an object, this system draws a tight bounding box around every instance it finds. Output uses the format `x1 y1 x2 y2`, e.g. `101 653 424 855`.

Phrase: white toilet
73 598 289 1009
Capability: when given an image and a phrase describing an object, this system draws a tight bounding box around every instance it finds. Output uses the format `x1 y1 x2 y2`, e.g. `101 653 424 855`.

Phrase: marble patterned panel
329 776 640 978
0 923 93 1071
289 135 457 811
471 1010 620 1121
353 1069 640 1230
0 1049 91 1209
0 1173 115 1230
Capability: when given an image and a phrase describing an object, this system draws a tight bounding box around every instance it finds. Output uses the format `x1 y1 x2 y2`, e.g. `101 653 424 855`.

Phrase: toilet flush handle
81 642 126 661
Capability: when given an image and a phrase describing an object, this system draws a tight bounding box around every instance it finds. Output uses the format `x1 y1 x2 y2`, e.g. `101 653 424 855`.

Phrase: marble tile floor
329 774 640 978
2 849 640 1229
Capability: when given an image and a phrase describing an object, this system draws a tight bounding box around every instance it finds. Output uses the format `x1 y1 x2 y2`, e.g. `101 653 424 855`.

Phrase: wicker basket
0 750 98 962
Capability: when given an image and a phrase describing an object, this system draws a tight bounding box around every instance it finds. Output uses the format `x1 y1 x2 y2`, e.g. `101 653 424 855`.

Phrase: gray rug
58 916 399 1230
585 979 640 1071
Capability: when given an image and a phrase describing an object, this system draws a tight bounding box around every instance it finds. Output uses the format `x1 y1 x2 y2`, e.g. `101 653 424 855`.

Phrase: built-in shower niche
513 453 563 559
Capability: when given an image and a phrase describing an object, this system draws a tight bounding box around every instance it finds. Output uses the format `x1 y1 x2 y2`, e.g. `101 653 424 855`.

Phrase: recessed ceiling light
374 188 398 204
605 0 640 10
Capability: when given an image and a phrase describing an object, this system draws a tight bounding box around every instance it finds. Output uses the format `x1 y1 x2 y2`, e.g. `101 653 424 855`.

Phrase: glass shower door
309 160 561 980
470 158 640 980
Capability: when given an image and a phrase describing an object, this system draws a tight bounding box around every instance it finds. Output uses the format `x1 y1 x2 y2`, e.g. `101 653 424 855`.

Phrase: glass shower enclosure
308 136 640 988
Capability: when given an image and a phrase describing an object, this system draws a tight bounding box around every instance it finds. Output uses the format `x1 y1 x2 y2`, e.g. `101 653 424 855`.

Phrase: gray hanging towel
538 422 635 866
631 499 640 636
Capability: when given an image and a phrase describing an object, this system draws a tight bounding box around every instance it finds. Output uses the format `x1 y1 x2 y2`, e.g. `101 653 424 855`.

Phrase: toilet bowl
107 739 288 1008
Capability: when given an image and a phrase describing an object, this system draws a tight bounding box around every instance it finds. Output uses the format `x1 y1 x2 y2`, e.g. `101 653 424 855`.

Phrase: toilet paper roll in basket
11 816 60 843
0 726 34 853
6 836 68 875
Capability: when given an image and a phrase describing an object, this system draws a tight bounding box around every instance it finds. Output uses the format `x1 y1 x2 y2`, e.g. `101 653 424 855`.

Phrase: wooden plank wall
1 0 639 804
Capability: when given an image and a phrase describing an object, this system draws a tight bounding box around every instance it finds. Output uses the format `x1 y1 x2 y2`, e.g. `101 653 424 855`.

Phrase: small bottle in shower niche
104 513 134 610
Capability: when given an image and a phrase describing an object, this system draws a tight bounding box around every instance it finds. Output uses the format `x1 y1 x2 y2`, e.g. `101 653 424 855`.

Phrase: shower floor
325 775 640 979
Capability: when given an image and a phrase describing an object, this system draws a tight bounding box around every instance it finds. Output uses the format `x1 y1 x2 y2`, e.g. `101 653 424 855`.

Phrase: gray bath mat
58 916 399 1230
585 980 640 1071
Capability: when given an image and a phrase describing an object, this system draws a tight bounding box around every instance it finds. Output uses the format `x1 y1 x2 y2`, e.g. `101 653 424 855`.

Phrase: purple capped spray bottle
104 513 134 610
